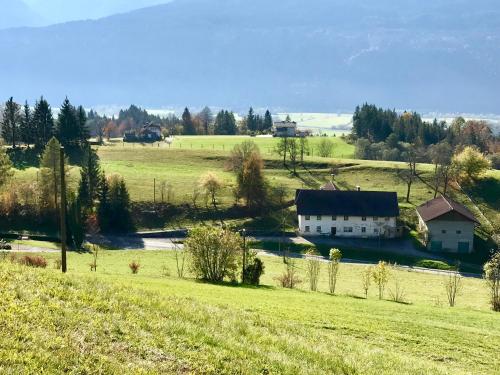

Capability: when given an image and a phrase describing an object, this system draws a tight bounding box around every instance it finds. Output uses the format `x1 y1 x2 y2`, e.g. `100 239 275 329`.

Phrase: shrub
372 261 390 300
54 259 62 270
305 248 321 291
317 138 334 157
129 261 140 274
19 255 47 268
389 266 407 304
484 250 500 312
185 226 241 283
361 267 372 298
444 271 462 307
328 248 342 294
276 259 301 289
415 259 455 271
243 257 265 286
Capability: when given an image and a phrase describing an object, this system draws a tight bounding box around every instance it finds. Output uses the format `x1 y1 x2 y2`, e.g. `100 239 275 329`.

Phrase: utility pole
60 147 67 273
240 229 247 283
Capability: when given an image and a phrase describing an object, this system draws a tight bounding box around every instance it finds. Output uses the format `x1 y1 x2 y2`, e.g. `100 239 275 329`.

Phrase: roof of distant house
274 121 297 128
416 196 479 223
295 189 399 217
320 182 339 191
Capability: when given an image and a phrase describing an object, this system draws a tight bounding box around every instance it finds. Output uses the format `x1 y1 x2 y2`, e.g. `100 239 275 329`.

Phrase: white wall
298 215 397 238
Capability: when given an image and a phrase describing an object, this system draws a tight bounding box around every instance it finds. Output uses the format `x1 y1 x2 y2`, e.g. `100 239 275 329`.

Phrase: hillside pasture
1 250 499 374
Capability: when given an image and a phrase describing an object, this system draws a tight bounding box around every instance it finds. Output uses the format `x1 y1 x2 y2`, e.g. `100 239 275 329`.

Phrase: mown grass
1 250 499 374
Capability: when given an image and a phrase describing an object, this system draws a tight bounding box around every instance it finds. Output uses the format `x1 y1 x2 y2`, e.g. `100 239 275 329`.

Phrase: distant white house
273 121 297 137
295 189 401 238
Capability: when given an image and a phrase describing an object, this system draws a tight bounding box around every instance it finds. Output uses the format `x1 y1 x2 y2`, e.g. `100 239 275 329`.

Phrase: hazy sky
23 0 172 24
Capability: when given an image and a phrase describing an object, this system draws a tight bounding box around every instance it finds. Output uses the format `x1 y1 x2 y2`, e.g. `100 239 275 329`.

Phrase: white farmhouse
295 189 400 238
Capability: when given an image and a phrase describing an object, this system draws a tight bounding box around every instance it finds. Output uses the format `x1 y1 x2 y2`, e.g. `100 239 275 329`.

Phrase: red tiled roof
416 196 478 223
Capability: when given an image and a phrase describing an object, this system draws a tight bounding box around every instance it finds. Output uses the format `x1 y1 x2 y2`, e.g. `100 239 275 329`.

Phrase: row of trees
0 97 89 150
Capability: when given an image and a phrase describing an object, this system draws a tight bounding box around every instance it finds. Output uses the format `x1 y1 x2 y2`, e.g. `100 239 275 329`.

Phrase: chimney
356 186 361 192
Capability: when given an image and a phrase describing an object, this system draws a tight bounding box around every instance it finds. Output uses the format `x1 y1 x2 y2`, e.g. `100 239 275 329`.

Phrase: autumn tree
288 138 299 174
317 138 334 157
0 145 13 188
199 172 223 209
328 248 342 294
372 261 390 300
484 250 500 312
228 141 266 209
428 142 453 197
453 146 491 181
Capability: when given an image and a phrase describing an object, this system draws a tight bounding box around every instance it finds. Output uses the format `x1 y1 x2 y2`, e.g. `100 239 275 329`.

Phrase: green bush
415 260 455 271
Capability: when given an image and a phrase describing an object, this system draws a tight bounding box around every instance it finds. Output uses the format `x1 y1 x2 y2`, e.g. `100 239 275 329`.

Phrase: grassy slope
1 251 499 374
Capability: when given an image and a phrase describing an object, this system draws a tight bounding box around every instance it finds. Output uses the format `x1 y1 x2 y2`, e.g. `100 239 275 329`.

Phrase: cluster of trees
88 105 275 139
0 97 88 150
352 104 499 167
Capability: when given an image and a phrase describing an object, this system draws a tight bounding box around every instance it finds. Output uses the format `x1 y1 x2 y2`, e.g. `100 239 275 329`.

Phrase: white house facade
295 189 400 239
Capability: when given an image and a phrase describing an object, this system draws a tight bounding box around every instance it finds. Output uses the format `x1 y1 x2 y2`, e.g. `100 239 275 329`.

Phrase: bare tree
444 271 462 307
361 266 372 298
328 248 342 294
484 250 500 312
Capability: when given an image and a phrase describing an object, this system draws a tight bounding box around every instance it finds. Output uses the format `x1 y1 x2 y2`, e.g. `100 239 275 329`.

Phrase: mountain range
0 0 499 113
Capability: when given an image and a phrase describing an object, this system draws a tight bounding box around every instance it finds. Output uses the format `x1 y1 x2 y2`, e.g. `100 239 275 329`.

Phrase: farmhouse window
343 227 353 233
456 230 462 234
385 217 390 221
317 215 322 220
442 230 447 234
374 228 379 233
316 226 322 233
344 216 349 221
332 216 337 221
305 216 310 221
305 226 310 233
361 227 366 233
362 217 367 221
373 217 379 221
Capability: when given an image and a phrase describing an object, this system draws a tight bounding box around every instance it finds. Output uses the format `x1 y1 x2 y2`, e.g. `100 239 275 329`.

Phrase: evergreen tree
76 105 90 144
57 97 79 147
1 97 21 148
247 107 257 132
214 110 237 135
263 110 273 132
182 107 196 135
78 145 101 211
97 173 111 232
67 192 85 248
32 97 54 149
20 101 35 146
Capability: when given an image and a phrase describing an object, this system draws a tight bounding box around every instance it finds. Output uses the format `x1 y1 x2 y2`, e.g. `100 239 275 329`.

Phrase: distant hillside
0 0 43 29
0 0 499 112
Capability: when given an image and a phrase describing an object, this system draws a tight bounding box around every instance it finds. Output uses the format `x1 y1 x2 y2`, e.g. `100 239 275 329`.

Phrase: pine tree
76 105 90 144
20 101 35 146
247 107 257 132
57 97 79 147
97 173 111 232
32 97 54 150
1 97 21 148
78 145 101 211
263 110 273 132
67 192 85 248
182 107 196 135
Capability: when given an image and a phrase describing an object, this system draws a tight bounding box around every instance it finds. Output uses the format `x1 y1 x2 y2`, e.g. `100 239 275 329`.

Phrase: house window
344 227 353 233
316 226 322 233
332 216 337 221
373 217 379 221
362 217 367 221
317 215 322 221
361 227 366 233
305 215 310 221
344 216 349 221
374 228 379 234
385 217 390 221
305 226 310 233
456 230 462 234
442 230 447 234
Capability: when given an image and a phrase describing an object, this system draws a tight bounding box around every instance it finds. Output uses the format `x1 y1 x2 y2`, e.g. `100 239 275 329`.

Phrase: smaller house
295 189 401 238
273 121 297 137
123 123 162 143
416 196 479 253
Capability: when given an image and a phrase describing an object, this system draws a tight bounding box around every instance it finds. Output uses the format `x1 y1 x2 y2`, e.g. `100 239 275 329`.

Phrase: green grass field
1 250 499 374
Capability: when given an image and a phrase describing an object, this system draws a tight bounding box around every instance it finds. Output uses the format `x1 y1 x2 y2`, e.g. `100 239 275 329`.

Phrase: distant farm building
124 123 162 143
416 196 479 253
273 121 297 137
295 189 401 238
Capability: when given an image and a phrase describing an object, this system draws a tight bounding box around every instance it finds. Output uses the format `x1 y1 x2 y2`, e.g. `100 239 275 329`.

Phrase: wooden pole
60 147 67 273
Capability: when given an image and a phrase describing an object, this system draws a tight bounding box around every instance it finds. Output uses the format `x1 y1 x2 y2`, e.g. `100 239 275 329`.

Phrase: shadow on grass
193 279 275 290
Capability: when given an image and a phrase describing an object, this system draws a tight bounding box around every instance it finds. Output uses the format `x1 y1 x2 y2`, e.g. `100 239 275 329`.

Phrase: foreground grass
1 251 499 374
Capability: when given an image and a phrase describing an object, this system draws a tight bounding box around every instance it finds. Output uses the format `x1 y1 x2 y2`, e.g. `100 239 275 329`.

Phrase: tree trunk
406 180 412 203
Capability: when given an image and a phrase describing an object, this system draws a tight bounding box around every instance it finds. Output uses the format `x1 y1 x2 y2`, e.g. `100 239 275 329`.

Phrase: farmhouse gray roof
416 196 479 223
295 189 399 217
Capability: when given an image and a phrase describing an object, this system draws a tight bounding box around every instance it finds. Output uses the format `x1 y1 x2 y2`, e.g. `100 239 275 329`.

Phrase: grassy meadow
1 250 499 374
